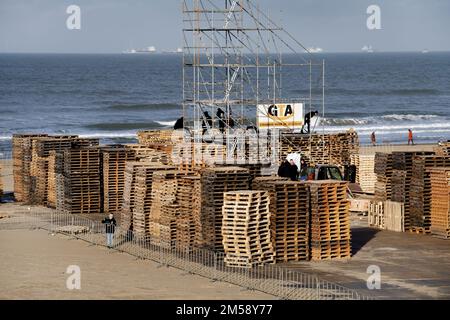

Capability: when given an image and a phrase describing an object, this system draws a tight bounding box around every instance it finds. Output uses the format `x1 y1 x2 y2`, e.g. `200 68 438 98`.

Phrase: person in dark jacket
278 159 291 178
174 117 184 130
299 159 308 181
289 159 299 181
202 111 213 134
303 110 319 134
217 108 226 132
102 214 117 249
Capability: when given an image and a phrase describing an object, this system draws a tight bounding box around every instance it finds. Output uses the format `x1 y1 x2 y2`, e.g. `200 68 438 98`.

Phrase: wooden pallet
429 167 450 239
197 167 250 251
56 147 102 215
410 156 450 233
308 180 351 261
131 164 177 237
280 130 359 172
352 154 376 194
101 146 137 214
222 191 275 268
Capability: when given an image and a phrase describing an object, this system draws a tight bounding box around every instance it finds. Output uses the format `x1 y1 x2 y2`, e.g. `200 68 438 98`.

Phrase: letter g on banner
66 5 81 30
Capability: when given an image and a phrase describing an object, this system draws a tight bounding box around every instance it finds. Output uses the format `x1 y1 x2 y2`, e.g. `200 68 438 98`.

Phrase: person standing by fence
102 214 117 249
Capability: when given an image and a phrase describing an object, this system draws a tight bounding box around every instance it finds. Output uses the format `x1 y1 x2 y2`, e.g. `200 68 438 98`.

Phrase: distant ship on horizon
307 47 323 54
362 45 374 53
123 46 157 54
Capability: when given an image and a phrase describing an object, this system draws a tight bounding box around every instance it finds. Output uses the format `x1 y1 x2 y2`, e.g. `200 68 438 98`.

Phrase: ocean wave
84 122 164 131
322 88 442 96
107 103 181 112
155 120 176 127
320 114 446 126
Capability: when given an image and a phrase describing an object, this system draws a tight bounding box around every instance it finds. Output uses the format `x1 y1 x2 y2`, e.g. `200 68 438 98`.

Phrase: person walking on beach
303 110 319 134
102 213 117 249
408 129 414 145
371 132 377 146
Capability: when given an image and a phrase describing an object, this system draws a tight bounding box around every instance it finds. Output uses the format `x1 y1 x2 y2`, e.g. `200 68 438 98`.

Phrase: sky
0 0 449 53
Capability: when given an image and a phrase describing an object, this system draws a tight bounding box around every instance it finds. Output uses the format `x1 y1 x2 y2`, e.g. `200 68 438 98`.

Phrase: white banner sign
257 103 304 129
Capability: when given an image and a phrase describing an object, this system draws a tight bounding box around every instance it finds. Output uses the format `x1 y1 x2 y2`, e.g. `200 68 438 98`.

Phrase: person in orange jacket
408 129 414 145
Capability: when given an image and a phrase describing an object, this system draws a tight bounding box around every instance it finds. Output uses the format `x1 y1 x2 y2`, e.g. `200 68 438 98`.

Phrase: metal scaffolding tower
182 0 325 136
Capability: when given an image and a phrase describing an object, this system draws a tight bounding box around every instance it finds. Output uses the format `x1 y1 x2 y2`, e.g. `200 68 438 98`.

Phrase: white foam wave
155 120 176 127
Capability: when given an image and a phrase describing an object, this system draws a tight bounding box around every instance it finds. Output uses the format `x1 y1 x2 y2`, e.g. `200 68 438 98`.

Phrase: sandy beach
0 229 272 300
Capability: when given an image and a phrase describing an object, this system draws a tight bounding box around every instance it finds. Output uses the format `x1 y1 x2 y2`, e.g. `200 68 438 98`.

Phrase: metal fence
0 209 372 300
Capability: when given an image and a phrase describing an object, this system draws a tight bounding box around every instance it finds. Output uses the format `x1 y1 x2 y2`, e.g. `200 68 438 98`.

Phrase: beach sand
0 229 272 300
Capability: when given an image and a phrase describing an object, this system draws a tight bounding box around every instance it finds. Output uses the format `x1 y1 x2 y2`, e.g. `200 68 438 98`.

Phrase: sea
1 52 449 154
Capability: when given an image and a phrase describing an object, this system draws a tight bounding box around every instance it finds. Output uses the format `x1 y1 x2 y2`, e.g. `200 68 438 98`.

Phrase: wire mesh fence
0 208 372 300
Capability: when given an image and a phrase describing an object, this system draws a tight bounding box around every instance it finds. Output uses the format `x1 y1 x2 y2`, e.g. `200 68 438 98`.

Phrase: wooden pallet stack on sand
121 162 161 231
198 167 250 251
176 175 201 249
308 181 351 261
58 148 102 214
12 134 49 202
374 153 394 201
101 146 137 214
222 191 275 268
28 136 99 206
352 154 376 194
410 156 450 234
131 164 177 237
272 181 310 262
391 151 434 230
149 170 186 248
429 168 450 239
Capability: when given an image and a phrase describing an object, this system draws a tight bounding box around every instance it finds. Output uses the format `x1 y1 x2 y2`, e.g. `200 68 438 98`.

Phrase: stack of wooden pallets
374 153 394 201
435 142 450 157
410 156 450 234
352 154 376 194
391 152 434 230
137 130 175 154
101 146 137 214
429 168 450 239
132 164 177 237
222 191 275 268
176 175 201 249
57 148 102 214
12 134 48 202
121 162 160 231
149 170 185 248
308 181 351 261
125 144 171 164
273 181 310 262
199 167 250 251
280 130 359 171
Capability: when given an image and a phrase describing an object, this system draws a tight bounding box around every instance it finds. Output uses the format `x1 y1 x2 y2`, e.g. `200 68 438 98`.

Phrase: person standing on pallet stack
302 110 319 134
102 213 117 249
